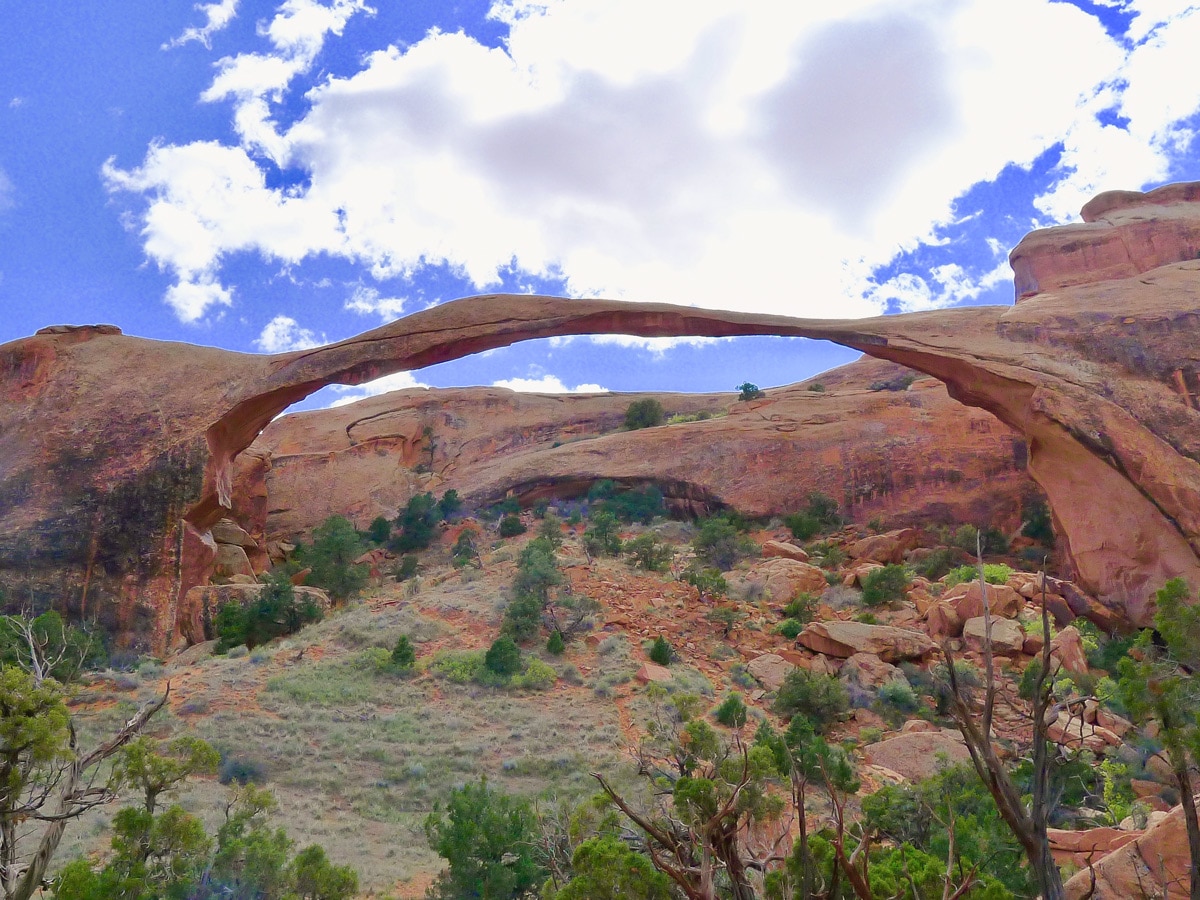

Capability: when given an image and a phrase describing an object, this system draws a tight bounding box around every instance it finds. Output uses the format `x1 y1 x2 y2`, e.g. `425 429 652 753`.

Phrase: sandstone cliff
3 183 1200 648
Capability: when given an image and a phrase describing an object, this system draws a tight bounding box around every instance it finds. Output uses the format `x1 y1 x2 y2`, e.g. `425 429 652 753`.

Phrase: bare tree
0 615 168 900
940 549 1066 900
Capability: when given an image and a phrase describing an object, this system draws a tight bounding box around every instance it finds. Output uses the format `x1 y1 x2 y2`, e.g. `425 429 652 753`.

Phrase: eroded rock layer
4 182 1200 648
241 356 1034 548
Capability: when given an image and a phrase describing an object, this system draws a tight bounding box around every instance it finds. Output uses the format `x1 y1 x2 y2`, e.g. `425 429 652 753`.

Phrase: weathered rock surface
1064 798 1197 899
846 528 922 564
7 182 1200 648
762 541 809 562
962 616 1025 655
747 653 798 692
797 621 937 662
1049 827 1141 869
862 731 971 781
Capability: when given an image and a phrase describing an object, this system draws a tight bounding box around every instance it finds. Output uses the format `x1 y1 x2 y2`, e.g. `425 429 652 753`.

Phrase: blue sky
3 0 1200 409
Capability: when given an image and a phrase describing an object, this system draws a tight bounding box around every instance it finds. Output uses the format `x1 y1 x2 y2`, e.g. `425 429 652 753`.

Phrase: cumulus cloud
344 285 408 321
108 0 1200 325
164 0 240 50
328 371 428 406
254 314 326 351
492 374 607 393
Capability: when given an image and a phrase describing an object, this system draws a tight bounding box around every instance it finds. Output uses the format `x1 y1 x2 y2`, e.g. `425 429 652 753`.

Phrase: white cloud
493 374 607 393
0 167 13 213
164 0 240 50
865 260 1012 313
328 371 428 406
344 285 408 321
108 0 1200 325
254 314 326 351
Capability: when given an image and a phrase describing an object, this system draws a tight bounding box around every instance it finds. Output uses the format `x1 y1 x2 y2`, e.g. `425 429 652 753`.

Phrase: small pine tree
714 693 747 728
649 635 672 666
391 635 416 671
546 630 565 655
624 398 665 430
499 514 527 538
485 637 523 677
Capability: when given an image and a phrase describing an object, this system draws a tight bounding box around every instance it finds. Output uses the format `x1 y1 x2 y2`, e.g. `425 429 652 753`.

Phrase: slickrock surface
5 182 1200 648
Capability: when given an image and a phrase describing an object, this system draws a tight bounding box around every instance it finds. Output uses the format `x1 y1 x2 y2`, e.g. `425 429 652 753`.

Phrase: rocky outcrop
796 622 937 662
1064 798 1197 899
5 181 1200 648
862 731 971 781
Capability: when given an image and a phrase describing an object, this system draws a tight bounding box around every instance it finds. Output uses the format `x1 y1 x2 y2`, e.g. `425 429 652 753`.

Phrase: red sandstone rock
635 663 673 685
1050 625 1090 675
797 622 937 663
846 528 921 564
862 731 971 781
1048 827 1140 869
945 582 1024 620
925 601 964 639
962 617 1025 655
838 652 904 691
762 540 809 562
1064 797 1199 899
746 653 798 692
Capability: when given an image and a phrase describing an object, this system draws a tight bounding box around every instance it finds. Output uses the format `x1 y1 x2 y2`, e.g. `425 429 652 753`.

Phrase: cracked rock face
4 183 1200 649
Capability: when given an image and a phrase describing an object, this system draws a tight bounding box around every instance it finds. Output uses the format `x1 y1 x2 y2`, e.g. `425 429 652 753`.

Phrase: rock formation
3 182 1200 649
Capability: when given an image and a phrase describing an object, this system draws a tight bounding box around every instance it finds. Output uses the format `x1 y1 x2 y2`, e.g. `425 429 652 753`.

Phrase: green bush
390 635 416 671
713 693 748 728
395 554 420 580
944 563 1013 588
451 530 479 568
390 493 440 553
736 382 765 401
782 592 818 624
295 515 368 600
624 398 665 430
624 533 673 571
366 515 391 545
485 637 523 677
510 657 557 691
215 571 321 652
774 618 804 639
910 547 961 581
774 669 849 731
583 510 623 557
680 567 728 600
498 514 527 538
546 630 565 655
649 635 673 666
807 382 825 393
589 482 665 524
692 515 755 570
784 492 842 540
860 564 910 607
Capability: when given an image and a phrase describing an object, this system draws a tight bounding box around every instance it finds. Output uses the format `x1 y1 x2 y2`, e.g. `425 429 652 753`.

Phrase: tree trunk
1170 751 1200 900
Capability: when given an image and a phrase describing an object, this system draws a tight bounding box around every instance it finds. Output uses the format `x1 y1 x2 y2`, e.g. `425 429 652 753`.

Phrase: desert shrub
499 514 527 538
485 637 523 677
876 678 921 720
546 630 565 655
295 515 368 600
783 491 843 540
395 554 420 581
860 564 910 607
215 571 321 652
430 650 485 684
944 563 1013 588
437 489 462 521
583 510 623 557
713 693 748 728
869 373 916 392
390 634 416 671
218 754 267 786
366 515 392 545
536 515 563 549
692 515 756 570
390 493 440 553
450 530 479 568
649 635 673 666
911 547 961 581
774 618 804 639
782 592 819 624
807 382 825 392
774 669 849 730
680 567 728 600
624 533 673 571
510 658 557 691
947 523 1009 556
589 481 665 524
736 382 765 401
624 398 665 430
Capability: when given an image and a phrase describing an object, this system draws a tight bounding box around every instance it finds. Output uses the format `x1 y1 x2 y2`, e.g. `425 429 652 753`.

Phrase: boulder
212 543 255 580
961 617 1025 655
746 653 798 692
907 586 939 616
845 561 884 586
1050 625 1090 675
763 540 809 562
1064 798 1198 899
797 622 937 663
212 517 257 548
756 558 829 602
1048 827 1140 869
863 731 971 781
925 601 963 639
944 581 1024 620
901 719 938 734
838 652 905 691
846 528 922 564
635 663 674 685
